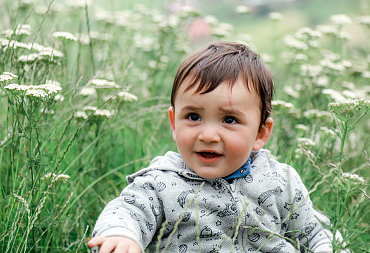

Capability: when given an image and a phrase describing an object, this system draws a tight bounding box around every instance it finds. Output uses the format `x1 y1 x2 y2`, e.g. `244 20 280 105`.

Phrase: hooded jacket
92 149 333 252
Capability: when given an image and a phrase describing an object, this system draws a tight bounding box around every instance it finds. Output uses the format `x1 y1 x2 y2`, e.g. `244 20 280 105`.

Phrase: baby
88 42 334 252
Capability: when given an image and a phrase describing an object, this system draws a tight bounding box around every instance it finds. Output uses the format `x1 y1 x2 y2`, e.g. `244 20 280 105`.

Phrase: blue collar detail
223 157 252 181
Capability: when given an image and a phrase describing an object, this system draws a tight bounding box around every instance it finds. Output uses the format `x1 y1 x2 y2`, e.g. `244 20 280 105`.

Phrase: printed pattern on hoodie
92 149 333 253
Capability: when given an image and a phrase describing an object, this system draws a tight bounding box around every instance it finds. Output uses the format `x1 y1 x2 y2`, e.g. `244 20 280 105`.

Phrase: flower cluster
41 172 70 183
329 99 370 120
52 31 77 42
341 172 365 186
235 5 250 15
3 24 31 38
75 106 114 122
0 72 18 82
88 78 120 89
4 81 62 98
269 12 284 22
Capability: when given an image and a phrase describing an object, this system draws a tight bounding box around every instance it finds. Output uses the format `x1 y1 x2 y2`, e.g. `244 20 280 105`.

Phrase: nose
198 124 221 143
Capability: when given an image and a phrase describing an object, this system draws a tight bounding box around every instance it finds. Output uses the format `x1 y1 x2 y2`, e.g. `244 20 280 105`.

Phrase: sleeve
91 174 165 253
282 166 334 252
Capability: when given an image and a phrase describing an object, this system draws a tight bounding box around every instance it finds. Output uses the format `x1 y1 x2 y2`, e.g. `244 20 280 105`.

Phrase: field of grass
0 0 369 252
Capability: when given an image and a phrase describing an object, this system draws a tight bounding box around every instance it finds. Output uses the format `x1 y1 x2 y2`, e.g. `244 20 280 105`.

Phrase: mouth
196 151 223 163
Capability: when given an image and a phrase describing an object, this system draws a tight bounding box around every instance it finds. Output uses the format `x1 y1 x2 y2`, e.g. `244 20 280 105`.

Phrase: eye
187 113 201 121
223 116 238 124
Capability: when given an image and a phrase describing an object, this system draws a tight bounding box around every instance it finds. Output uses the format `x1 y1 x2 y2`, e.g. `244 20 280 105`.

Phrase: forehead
175 78 261 108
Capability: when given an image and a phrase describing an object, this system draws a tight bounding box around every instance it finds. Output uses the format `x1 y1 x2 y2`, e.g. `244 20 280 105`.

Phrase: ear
253 117 273 151
168 107 176 142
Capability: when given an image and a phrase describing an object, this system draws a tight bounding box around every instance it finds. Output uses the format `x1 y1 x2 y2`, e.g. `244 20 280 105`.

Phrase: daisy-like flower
269 12 284 22
38 83 62 95
94 109 113 118
236 5 250 14
52 31 77 42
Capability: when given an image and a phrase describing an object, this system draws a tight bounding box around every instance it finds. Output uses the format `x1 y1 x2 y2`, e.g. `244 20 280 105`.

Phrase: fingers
87 236 105 247
115 242 142 253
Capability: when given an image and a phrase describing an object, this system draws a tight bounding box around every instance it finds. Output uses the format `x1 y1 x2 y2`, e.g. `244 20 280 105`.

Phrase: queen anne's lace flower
0 72 18 82
26 89 48 98
297 137 316 147
89 78 120 89
284 35 308 51
269 12 284 21
341 172 365 185
3 24 31 38
41 172 70 183
331 14 352 27
329 99 370 120
52 31 77 41
236 5 250 14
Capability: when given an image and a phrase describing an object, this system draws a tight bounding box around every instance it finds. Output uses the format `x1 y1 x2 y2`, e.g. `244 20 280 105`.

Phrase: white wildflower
41 172 70 183
236 5 250 14
297 137 315 147
316 25 337 36
283 86 299 98
204 15 219 26
80 87 96 96
18 53 40 63
300 64 322 77
329 99 370 119
272 100 294 109
65 0 92 8
75 111 88 119
319 126 335 136
0 72 18 82
303 109 333 120
83 106 98 112
88 78 120 89
269 12 284 21
116 90 138 102
316 76 329 87
133 34 158 51
284 35 308 51
337 31 351 41
52 31 77 41
26 89 48 98
212 23 233 38
3 24 31 38
1 40 32 50
331 14 352 27
358 16 370 28
94 109 113 118
178 6 202 18
38 49 64 60
39 83 62 94
295 27 321 40
362 71 370 79
4 83 21 91
341 172 365 185
260 53 273 63
54 94 64 101
295 124 309 132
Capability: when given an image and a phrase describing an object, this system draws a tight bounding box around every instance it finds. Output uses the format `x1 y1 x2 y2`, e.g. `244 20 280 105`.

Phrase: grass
0 0 369 252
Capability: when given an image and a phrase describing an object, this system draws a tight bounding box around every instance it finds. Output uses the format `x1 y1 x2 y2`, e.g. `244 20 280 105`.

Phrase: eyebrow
180 106 204 112
219 107 245 116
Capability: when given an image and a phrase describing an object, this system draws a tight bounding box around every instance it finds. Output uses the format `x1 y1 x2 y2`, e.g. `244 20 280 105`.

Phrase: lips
196 151 222 163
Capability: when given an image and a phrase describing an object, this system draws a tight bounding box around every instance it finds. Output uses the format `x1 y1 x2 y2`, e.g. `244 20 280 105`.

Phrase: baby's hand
87 236 142 253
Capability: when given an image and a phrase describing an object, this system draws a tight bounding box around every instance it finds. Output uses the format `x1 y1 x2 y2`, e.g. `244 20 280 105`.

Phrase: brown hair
171 41 274 127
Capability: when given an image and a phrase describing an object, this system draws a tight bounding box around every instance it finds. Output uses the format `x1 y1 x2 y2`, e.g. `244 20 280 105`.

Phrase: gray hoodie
92 149 333 252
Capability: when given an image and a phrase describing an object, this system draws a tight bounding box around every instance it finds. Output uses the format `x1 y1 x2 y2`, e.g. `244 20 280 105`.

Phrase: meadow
0 0 369 252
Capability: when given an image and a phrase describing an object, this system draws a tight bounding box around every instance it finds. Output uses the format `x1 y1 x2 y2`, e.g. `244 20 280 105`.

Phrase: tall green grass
0 0 369 252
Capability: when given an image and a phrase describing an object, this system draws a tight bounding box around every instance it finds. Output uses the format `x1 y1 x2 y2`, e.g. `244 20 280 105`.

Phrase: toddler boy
88 42 334 252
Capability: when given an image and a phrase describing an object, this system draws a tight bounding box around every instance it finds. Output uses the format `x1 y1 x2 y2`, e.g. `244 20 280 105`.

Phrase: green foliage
0 0 369 252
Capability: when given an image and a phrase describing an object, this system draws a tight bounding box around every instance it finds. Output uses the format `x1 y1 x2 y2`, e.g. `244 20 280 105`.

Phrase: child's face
169 78 273 179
